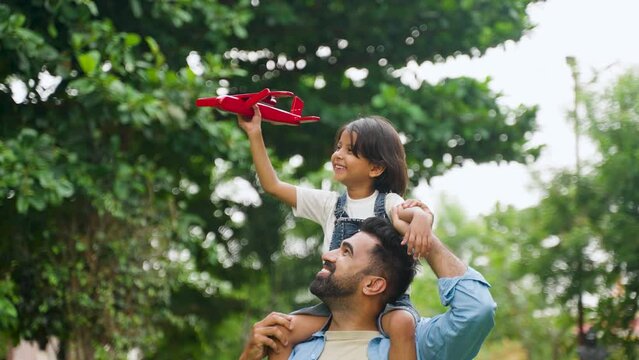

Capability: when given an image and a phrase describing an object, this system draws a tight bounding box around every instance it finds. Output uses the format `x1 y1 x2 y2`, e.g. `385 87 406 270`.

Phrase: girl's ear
362 276 386 296
369 164 386 178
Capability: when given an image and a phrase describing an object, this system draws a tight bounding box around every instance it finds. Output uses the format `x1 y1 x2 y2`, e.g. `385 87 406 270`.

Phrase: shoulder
385 192 404 203
383 192 404 212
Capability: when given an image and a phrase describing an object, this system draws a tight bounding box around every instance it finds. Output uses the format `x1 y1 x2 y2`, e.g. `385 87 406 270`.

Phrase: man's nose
322 249 338 262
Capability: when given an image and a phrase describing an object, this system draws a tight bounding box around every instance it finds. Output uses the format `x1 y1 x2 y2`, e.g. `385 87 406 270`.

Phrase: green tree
585 69 639 359
411 197 575 360
484 67 639 359
1 1 541 358
526 66 639 359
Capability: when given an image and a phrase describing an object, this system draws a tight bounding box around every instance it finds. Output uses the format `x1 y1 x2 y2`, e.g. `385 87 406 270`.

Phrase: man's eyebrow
342 241 354 255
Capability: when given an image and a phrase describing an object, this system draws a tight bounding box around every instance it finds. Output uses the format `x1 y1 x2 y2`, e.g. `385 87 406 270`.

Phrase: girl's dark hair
335 116 408 196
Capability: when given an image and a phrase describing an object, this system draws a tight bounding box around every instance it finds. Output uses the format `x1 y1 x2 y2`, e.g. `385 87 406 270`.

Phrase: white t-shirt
293 187 404 253
318 331 381 360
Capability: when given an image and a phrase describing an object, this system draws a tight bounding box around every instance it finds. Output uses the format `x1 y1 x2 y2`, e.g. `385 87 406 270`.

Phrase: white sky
414 0 639 219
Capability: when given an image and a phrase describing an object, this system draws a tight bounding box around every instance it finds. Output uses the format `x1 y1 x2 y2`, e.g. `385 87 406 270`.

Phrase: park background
1 0 638 359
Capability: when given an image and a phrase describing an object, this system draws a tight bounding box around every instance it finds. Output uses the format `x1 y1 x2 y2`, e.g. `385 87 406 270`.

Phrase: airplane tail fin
291 96 304 115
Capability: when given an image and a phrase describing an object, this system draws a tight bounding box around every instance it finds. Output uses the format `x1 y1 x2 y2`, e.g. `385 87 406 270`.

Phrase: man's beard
310 262 366 304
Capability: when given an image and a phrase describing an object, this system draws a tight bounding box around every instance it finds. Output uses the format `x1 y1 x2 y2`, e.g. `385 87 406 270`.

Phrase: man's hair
335 116 408 196
360 217 418 304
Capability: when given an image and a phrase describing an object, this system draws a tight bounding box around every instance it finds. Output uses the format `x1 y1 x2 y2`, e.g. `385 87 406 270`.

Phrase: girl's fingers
252 104 261 120
419 236 428 255
406 235 415 255
402 200 416 208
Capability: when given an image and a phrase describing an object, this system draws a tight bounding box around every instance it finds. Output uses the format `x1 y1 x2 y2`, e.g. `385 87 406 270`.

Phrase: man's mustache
322 261 335 274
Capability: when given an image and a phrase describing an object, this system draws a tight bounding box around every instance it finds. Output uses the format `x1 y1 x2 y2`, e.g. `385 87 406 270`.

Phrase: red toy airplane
196 88 320 126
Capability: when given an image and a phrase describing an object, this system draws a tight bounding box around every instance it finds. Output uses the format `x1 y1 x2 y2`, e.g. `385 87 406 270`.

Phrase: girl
238 105 432 360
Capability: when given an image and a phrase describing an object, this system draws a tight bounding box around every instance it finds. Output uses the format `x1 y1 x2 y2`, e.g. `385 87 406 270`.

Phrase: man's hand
239 312 294 360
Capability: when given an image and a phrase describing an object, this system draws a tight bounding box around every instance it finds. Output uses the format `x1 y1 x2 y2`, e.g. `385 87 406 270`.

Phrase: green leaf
47 22 58 38
130 0 142 18
124 33 141 47
76 242 87 252
68 78 96 95
16 195 28 214
77 50 101 75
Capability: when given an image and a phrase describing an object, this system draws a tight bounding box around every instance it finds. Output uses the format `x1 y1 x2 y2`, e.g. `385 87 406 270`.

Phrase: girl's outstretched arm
237 105 297 208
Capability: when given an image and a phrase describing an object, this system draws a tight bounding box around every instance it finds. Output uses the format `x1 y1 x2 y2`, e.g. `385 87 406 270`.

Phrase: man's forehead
346 231 378 252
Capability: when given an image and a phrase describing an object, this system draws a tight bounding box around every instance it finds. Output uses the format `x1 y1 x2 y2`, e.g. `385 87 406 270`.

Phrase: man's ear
369 164 385 179
362 276 386 296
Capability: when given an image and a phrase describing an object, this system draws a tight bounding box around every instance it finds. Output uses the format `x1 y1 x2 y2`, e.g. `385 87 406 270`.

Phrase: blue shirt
289 267 496 360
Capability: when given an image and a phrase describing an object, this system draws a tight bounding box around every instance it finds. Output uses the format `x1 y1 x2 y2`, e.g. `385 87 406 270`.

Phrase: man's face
310 231 378 302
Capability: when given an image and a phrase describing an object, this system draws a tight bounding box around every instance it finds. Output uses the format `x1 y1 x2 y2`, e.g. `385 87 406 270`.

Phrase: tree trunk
65 336 94 360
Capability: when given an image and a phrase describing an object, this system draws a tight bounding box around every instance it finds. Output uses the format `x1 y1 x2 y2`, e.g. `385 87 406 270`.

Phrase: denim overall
329 191 388 250
292 192 419 335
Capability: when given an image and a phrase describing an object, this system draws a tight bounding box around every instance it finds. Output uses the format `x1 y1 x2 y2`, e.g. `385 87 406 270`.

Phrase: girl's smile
331 131 375 186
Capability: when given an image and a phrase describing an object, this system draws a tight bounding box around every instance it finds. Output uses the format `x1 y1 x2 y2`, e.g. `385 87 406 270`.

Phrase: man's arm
421 233 466 278
417 234 496 360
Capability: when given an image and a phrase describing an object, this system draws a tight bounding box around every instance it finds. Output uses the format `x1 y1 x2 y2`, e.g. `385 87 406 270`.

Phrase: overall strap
329 193 350 251
373 192 389 221
333 192 349 219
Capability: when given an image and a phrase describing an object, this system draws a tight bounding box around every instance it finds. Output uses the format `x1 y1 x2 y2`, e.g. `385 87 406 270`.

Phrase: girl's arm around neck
391 203 434 258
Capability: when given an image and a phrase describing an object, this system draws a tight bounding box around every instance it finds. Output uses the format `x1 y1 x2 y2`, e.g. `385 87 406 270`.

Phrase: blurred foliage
584 70 639 359
411 197 576 359
415 69 639 360
0 0 542 359
512 67 639 360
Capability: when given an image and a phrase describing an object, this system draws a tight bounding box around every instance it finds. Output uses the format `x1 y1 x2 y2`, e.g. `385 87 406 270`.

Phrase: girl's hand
401 199 433 219
237 104 263 136
391 204 411 235
399 199 434 259
403 211 432 259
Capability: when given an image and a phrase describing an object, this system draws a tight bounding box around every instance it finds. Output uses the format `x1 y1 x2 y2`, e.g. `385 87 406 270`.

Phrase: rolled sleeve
417 267 497 360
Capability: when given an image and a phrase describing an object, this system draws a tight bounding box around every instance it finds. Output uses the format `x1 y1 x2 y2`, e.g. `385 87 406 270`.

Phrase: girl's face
331 131 381 188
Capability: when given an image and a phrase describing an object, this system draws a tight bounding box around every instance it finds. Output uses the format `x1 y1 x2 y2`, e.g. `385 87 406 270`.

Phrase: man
240 214 496 360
